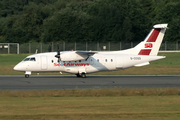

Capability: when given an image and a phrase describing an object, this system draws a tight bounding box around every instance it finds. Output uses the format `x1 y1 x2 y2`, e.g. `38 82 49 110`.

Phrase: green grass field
1 96 180 120
0 52 180 75
0 89 180 120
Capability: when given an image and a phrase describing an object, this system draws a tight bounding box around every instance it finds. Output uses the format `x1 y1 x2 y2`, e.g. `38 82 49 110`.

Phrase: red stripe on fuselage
147 28 161 42
138 49 151 55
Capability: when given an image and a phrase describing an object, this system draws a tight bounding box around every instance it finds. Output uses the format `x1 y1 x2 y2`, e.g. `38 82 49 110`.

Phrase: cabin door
41 56 48 70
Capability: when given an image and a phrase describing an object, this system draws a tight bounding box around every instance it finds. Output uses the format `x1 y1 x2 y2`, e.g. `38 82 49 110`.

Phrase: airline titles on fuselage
54 63 89 67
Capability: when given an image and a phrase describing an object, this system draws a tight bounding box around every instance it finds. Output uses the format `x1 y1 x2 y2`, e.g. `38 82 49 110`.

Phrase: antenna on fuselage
35 49 38 54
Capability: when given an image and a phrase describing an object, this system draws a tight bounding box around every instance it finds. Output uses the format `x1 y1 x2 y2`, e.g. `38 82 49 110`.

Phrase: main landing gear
76 73 86 78
81 73 86 78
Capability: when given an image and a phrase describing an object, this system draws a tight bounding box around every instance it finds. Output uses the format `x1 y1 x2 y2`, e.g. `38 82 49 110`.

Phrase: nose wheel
25 71 31 78
25 74 29 78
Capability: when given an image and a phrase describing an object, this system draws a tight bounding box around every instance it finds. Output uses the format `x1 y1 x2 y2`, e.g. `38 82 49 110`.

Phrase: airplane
14 24 168 78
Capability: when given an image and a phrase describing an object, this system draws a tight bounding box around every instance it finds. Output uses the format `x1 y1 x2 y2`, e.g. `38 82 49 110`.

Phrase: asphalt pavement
0 75 180 91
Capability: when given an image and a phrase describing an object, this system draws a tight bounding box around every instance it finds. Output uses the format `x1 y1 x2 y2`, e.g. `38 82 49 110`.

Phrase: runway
0 75 180 91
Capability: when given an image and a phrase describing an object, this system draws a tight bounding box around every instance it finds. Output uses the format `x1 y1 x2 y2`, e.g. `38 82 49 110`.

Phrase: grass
0 88 180 120
0 88 180 97
1 96 180 120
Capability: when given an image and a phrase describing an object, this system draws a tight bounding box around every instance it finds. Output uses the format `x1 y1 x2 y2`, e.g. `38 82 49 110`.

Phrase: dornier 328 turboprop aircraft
14 24 168 78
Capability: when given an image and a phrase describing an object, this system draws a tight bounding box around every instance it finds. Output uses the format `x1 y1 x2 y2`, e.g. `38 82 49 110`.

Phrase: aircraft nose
13 64 22 71
13 65 19 71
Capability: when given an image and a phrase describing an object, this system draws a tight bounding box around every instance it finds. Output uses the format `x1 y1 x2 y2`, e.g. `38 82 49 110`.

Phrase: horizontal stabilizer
150 56 166 61
134 62 149 67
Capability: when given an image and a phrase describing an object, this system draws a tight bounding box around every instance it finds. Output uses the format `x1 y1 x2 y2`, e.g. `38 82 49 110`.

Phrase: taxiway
0 75 180 91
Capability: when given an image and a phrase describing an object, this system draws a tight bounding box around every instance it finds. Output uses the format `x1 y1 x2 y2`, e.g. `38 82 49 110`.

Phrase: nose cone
13 63 23 71
13 64 20 71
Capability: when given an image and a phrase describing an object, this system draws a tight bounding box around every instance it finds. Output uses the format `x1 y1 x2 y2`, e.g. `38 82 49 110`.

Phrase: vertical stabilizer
136 24 168 56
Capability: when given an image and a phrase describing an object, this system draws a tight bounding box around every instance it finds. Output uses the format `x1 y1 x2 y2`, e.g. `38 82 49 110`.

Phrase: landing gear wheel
76 73 81 77
25 74 29 78
81 73 86 78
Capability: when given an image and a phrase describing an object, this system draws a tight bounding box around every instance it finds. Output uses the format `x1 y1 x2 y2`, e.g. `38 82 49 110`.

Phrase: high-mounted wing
76 51 96 55
60 51 96 61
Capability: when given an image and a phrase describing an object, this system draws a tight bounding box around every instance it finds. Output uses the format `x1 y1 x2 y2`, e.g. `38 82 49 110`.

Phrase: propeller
55 43 61 62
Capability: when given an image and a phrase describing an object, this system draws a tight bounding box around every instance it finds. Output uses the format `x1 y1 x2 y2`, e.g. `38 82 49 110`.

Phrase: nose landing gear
25 71 31 78
25 74 29 78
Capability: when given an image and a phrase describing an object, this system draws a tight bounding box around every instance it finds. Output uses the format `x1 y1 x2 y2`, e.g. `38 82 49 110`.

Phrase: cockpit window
23 58 30 61
30 57 36 61
23 57 36 61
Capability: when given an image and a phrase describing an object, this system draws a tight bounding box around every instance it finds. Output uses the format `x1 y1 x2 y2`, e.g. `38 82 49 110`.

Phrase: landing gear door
41 56 48 70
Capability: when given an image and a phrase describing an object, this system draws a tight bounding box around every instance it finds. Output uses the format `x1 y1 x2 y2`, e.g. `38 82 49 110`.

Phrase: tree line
0 0 180 44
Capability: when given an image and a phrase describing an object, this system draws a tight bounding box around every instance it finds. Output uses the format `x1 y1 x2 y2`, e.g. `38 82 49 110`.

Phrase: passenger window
52 60 54 63
111 59 113 62
97 59 99 62
105 59 107 62
79 60 81 62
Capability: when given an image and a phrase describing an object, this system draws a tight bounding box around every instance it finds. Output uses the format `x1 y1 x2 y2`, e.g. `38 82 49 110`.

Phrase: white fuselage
14 52 164 74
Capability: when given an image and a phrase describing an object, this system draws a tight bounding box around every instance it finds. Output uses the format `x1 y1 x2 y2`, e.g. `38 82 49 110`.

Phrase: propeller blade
55 43 61 59
57 44 60 55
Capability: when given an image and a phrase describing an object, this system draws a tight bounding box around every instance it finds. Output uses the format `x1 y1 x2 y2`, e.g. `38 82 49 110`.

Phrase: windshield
23 58 30 61
23 57 36 61
30 58 36 61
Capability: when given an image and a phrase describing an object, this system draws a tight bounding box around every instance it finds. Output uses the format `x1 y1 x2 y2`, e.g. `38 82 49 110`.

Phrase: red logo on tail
145 43 153 48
